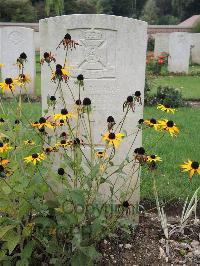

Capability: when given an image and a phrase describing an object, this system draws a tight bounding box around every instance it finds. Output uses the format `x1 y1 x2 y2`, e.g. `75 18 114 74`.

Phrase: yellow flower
95 150 107 158
24 153 45 165
147 154 162 163
49 228 56 236
0 157 9 166
0 78 16 93
144 118 161 131
157 104 175 114
158 120 179 137
0 142 11 153
180 160 200 181
16 74 31 86
54 109 74 121
31 117 53 129
102 132 125 148
0 64 4 68
56 140 73 148
24 140 35 145
51 63 72 81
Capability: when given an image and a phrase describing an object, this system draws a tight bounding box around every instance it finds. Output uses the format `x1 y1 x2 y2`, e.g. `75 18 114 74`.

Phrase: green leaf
5 231 20 254
21 241 35 259
0 225 16 239
80 246 101 260
70 189 85 206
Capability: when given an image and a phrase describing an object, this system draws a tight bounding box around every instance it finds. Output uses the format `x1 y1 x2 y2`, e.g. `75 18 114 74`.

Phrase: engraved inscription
8 31 24 45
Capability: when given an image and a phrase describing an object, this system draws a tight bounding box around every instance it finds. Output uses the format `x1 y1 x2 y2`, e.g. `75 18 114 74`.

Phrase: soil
97 202 200 266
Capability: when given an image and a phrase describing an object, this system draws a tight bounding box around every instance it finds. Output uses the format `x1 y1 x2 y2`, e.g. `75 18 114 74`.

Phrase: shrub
155 85 184 107
147 36 155 52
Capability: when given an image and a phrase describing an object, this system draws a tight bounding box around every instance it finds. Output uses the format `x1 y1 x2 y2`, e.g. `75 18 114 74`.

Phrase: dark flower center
83 98 91 106
74 138 80 145
60 132 67 137
61 140 66 145
15 119 20 124
44 52 50 59
0 118 5 122
191 161 199 169
55 69 62 76
150 118 157 124
34 121 38 125
39 127 45 132
56 64 62 70
98 152 103 155
134 147 145 155
32 153 38 159
0 142 3 147
76 99 82 105
45 147 51 153
108 133 115 140
151 155 156 159
165 104 171 108
64 33 71 40
19 52 27 59
50 96 56 101
61 109 68 115
122 201 130 208
135 91 141 97
167 120 174 127
77 74 84 81
58 168 65 175
0 165 4 172
138 119 144 124
127 96 133 103
5 78 13 85
28 140 32 144
60 119 64 123
19 74 25 79
107 116 115 123
39 117 46 123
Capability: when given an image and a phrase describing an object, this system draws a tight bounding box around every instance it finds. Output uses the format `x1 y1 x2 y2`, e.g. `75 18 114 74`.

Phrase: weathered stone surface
191 33 200 64
40 14 147 204
168 32 191 73
154 33 169 57
0 27 35 94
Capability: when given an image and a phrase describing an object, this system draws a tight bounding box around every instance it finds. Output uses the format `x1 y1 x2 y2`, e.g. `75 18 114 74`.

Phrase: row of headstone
39 14 147 206
0 27 35 94
154 32 200 73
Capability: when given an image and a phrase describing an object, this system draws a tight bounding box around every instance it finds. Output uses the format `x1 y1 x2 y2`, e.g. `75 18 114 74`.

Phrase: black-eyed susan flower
134 90 142 104
0 142 11 153
31 117 53 129
56 140 73 148
16 74 31 86
77 74 84 86
107 116 116 131
24 140 35 145
57 33 79 50
40 52 56 65
51 63 72 82
57 168 65 175
157 104 175 114
24 153 45 165
180 160 200 181
0 63 4 68
54 109 74 121
123 95 135 112
102 132 125 148
158 120 179 137
0 78 16 93
44 146 58 154
147 154 162 163
95 150 107 158
144 118 161 131
0 157 9 166
134 147 146 163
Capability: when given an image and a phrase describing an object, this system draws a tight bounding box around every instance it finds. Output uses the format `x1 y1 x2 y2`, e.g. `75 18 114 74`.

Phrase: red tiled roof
179 15 200 27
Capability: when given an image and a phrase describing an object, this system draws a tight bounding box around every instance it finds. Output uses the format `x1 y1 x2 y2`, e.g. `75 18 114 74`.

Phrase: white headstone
168 32 191 73
40 14 147 205
191 33 200 64
154 33 169 57
0 27 35 94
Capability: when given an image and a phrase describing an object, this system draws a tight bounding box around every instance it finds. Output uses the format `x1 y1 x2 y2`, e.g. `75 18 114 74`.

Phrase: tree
0 0 36 22
140 0 159 24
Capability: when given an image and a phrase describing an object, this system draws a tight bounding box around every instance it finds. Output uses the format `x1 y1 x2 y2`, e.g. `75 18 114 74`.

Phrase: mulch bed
97 202 200 266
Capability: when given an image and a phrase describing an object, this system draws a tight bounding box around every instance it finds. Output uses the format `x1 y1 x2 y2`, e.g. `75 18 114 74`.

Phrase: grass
150 75 200 100
142 106 200 202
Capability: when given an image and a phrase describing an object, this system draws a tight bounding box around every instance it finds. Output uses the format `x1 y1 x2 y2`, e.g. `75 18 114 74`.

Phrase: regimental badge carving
8 31 24 45
69 28 116 79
